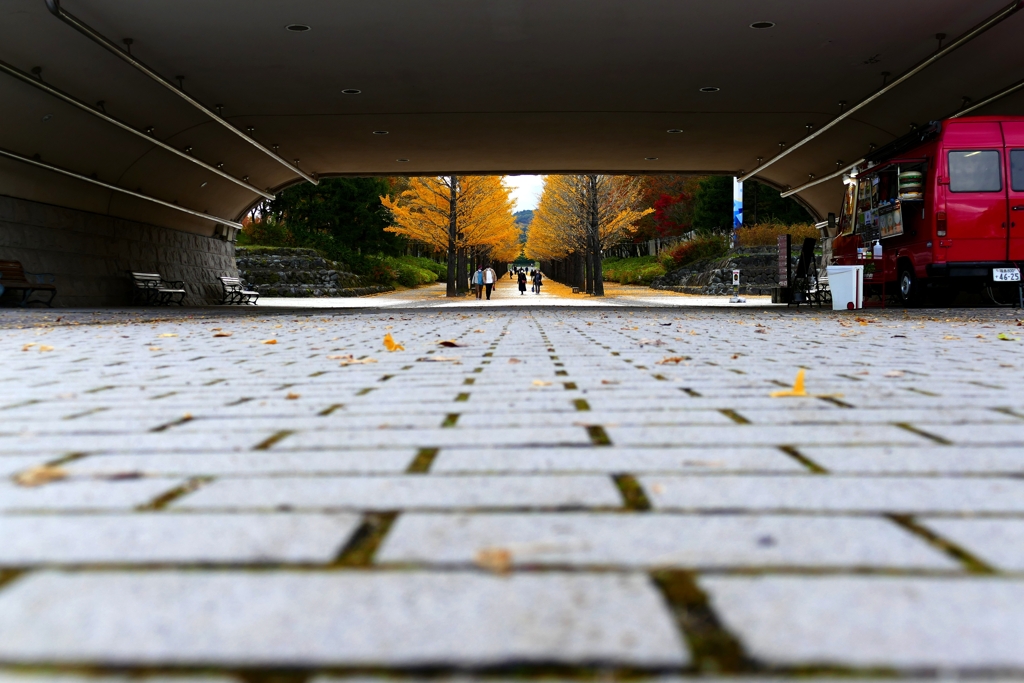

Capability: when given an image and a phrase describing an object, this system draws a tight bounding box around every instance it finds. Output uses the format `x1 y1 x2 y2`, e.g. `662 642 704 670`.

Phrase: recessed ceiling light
666 128 683 134
342 89 361 95
645 157 659 161
700 86 720 93
396 158 410 163
286 24 310 32
750 21 775 29
200 182 208 188
373 130 389 135
41 114 53 122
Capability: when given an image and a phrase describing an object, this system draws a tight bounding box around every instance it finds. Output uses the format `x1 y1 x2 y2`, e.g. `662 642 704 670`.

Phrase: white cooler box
826 265 864 310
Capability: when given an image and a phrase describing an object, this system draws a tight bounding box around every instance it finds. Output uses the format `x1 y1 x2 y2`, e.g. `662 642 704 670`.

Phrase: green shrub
665 235 729 269
602 255 666 285
395 256 446 280
380 257 440 287
237 220 292 247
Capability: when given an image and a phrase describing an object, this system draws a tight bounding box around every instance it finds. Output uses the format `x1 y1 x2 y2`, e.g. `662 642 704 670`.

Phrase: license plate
993 267 1021 282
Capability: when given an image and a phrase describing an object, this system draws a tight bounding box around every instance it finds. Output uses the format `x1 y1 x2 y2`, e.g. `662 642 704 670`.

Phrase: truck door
1003 122 1024 261
941 122 1008 263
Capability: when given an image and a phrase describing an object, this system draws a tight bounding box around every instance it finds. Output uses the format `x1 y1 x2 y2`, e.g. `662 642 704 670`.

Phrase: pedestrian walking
472 267 484 299
483 264 497 300
518 270 527 295
533 269 543 294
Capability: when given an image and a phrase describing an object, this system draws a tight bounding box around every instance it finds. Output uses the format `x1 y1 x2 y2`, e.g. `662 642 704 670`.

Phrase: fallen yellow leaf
474 547 512 573
383 333 404 351
657 356 691 365
148 346 162 351
770 369 808 397
14 465 68 487
38 345 54 352
21 343 36 351
213 332 233 338
532 379 552 387
285 392 301 400
261 339 277 345
158 333 178 338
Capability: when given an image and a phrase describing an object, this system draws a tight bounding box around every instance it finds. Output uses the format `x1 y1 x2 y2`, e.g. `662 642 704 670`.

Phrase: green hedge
602 256 667 285
385 256 442 287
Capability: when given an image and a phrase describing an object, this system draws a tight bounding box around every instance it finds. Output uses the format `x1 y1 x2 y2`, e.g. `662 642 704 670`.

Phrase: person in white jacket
483 265 498 300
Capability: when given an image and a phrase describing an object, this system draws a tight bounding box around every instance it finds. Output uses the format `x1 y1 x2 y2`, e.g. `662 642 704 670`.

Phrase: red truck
831 116 1024 305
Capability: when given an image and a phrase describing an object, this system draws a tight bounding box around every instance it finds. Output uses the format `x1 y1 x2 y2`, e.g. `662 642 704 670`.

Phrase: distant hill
514 210 533 243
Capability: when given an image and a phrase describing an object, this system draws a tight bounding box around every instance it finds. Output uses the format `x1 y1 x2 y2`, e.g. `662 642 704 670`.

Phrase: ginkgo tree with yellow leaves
525 175 651 295
382 176 521 296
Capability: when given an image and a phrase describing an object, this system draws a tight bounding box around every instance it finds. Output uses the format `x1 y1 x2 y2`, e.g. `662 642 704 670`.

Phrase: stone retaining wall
651 247 780 296
0 194 235 307
236 247 393 297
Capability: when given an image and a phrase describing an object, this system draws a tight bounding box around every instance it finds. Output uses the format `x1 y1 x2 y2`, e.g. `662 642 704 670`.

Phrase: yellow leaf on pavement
770 369 808 397
261 339 277 345
14 465 68 487
383 333 404 351
474 547 512 573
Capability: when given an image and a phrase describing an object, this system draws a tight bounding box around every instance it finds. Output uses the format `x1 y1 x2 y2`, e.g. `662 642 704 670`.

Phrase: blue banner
733 177 743 230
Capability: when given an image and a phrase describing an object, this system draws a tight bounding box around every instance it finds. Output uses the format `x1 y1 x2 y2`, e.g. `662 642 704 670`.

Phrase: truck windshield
1012 150 1024 192
949 150 1001 192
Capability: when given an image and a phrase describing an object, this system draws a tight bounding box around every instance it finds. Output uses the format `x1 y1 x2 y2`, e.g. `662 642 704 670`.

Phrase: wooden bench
129 272 186 306
0 260 56 307
219 276 259 305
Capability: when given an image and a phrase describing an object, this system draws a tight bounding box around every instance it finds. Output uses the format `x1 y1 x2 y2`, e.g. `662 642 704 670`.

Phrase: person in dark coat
533 269 543 294
517 270 528 295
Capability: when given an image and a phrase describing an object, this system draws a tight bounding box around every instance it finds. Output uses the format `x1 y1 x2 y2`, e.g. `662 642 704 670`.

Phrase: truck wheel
897 265 920 307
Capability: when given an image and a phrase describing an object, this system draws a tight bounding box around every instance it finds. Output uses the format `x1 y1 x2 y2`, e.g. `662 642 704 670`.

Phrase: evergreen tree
742 180 812 225
690 177 812 233
267 177 402 255
690 176 733 233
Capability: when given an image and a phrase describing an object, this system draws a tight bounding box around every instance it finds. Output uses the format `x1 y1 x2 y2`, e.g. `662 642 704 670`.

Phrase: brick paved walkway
1 293 1024 680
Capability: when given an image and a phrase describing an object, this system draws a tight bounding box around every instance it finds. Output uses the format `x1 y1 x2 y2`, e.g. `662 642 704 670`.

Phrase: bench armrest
165 280 186 289
24 272 56 284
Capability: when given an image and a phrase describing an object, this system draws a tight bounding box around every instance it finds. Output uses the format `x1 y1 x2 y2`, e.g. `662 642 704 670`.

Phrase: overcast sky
505 175 545 212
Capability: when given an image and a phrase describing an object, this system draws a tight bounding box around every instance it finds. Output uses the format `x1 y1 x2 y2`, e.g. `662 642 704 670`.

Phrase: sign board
732 270 740 286
877 199 904 239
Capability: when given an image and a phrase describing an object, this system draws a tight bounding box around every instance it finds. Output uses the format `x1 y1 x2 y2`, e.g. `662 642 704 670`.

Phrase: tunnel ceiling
1 0 1023 232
